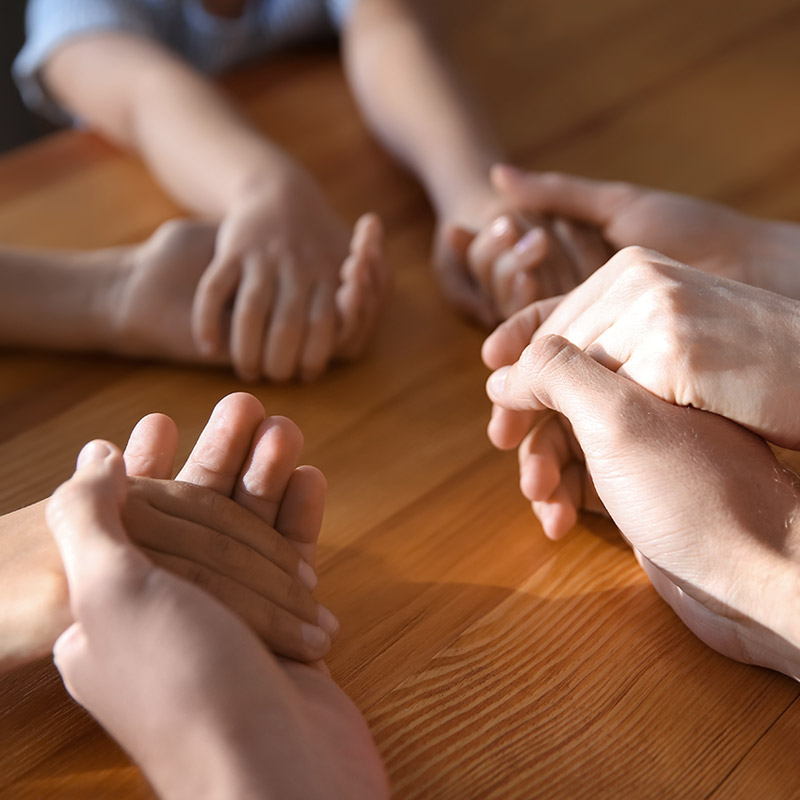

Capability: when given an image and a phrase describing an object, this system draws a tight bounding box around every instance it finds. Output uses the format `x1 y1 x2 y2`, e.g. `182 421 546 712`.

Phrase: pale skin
0 217 383 374
43 34 390 382
0 392 339 673
476 164 800 303
38 0 597 336
49 440 390 800
486 333 800 681
342 0 610 327
484 248 800 469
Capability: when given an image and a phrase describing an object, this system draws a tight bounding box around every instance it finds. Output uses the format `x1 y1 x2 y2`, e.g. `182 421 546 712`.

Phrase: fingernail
487 366 510 398
297 560 318 591
317 606 340 637
302 623 330 650
77 440 112 468
495 163 524 179
514 228 546 256
491 216 513 237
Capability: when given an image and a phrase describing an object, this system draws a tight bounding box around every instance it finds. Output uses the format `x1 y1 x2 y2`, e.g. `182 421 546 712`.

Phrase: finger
192 252 242 357
301 285 337 381
52 622 89 700
144 551 334 662
274 465 327 567
263 265 311 382
357 213 392 301
518 416 571 503
46 441 146 613
537 226 584 300
491 165 638 230
467 215 524 300
489 334 643 433
175 393 266 494
487 402 540 451
551 217 614 284
490 228 549 319
230 254 275 383
123 413 179 479
336 214 387 358
233 415 305 528
124 477 318 590
435 223 496 328
482 295 564 370
532 460 583 540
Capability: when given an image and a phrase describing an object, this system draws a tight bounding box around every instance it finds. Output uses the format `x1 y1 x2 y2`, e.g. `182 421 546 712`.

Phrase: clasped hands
484 242 800 681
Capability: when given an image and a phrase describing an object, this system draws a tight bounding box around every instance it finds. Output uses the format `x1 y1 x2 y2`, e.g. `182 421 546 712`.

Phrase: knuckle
612 244 653 269
524 333 575 376
284 578 312 614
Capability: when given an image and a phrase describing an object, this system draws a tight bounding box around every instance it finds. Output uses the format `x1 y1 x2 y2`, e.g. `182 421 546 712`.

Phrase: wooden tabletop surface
2 0 800 797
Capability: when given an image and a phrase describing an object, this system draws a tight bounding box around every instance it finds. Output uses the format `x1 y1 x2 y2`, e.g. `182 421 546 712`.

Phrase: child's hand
434 191 610 328
113 219 225 363
191 167 389 382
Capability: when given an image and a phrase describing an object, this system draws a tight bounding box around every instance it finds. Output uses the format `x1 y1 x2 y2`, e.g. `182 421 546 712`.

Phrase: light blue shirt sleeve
326 0 357 28
13 0 159 123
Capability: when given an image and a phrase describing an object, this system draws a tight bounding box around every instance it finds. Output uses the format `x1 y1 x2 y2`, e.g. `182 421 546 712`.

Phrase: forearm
44 35 293 218
343 0 504 220
0 500 69 675
0 246 122 351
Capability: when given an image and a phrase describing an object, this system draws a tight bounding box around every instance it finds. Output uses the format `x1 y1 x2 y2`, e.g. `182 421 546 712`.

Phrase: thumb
482 294 563 369
46 440 135 608
487 334 641 427
491 164 634 231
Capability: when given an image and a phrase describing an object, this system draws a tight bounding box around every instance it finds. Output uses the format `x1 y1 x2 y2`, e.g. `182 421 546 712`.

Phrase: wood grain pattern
1 0 799 797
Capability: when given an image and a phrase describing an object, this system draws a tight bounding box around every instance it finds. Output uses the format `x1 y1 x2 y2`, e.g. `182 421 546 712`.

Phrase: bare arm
43 33 294 217
342 0 504 223
0 246 118 351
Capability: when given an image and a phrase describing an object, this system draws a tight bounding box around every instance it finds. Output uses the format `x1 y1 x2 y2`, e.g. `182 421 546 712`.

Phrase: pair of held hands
437 163 798 326
48 246 800 800
484 244 800 680
118 158 789 385
32 165 800 796
46 395 389 800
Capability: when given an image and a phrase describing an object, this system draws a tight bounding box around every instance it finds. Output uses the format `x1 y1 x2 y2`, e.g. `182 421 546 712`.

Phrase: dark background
0 0 52 153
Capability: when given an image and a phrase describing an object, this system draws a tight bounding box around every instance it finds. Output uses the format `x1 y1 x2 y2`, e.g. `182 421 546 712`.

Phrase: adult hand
49 441 389 800
486 334 800 679
484 247 800 453
0 393 337 672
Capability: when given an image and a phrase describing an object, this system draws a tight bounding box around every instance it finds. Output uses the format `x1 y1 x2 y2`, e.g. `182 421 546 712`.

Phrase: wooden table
2 0 800 796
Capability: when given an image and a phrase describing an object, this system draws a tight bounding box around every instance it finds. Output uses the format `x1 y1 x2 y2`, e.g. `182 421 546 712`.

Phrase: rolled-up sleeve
13 0 158 123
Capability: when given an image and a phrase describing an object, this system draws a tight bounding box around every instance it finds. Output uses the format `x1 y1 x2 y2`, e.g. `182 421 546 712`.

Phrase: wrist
224 150 305 213
86 247 137 352
737 497 800 680
434 175 503 229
